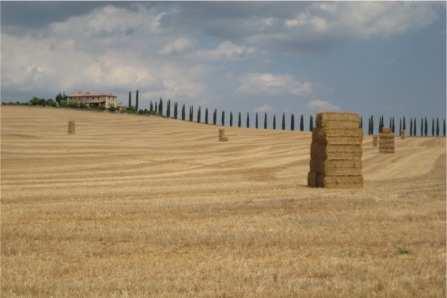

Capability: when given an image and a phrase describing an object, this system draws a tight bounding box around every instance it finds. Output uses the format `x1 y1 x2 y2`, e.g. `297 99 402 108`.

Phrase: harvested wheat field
1 106 446 297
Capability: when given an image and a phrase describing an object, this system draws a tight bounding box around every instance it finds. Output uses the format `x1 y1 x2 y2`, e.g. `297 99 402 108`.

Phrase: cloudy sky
1 1 445 117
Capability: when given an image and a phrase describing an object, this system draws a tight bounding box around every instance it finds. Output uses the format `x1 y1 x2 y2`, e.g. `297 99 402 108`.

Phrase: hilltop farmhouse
68 91 119 109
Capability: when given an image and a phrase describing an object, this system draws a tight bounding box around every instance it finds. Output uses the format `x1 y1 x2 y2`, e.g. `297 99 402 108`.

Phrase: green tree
255 113 259 129
158 98 163 116
281 113 286 130
205 108 209 124
197 106 201 123
230 112 233 127
273 115 276 130
189 106 194 121
246 112 250 128
264 113 268 129
221 110 225 126
166 100 171 118
290 114 295 131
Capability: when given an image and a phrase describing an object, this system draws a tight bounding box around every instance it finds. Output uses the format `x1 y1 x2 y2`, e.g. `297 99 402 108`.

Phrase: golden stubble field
1 106 446 297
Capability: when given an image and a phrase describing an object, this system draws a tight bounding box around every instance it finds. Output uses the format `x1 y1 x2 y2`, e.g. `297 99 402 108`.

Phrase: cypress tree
392 117 395 133
205 108 209 124
174 102 178 119
281 113 286 130
403 117 406 131
128 91 132 108
309 115 314 131
264 113 268 129
229 112 233 127
135 90 139 111
399 118 402 135
149 101 153 113
367 116 371 135
197 106 201 123
155 102 158 114
413 118 417 136
213 109 217 125
273 115 276 130
238 112 242 128
379 115 383 133
255 113 259 129
432 118 435 136
181 104 186 120
166 100 171 118
359 116 363 129
246 112 250 128
420 118 423 136
370 116 374 135
300 115 304 131
436 118 440 136
443 119 446 137
424 117 428 136
291 114 295 131
158 98 163 116
410 118 413 136
189 106 193 122
221 111 225 126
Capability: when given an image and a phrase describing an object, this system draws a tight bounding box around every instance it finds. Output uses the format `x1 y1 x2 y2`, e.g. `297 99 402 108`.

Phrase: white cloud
2 5 205 103
199 41 255 60
307 98 340 113
255 104 273 113
49 5 165 38
159 37 194 55
238 73 312 97
284 2 437 39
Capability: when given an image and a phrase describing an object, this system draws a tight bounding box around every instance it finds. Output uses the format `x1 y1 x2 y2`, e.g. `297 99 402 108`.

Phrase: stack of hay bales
379 128 395 153
372 135 378 147
67 120 76 134
218 128 228 142
308 112 363 188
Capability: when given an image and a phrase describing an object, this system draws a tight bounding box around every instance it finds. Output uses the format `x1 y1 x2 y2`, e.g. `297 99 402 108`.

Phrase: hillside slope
1 106 446 297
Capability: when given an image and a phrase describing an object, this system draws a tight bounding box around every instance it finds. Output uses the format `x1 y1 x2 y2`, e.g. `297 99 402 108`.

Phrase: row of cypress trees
130 95 446 136
145 98 317 131
366 115 446 137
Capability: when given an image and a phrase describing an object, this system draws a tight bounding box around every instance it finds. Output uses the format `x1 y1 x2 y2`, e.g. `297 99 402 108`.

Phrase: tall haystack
67 121 75 134
218 128 228 142
372 135 378 147
379 128 395 153
308 112 363 188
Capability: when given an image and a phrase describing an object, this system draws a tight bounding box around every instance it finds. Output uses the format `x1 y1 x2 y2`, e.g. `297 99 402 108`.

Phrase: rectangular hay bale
308 112 363 188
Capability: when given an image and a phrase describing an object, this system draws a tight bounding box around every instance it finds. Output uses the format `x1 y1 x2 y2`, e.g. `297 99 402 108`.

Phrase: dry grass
1 106 446 297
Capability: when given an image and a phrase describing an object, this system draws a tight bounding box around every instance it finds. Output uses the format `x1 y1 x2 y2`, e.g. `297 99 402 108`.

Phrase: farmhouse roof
69 91 116 97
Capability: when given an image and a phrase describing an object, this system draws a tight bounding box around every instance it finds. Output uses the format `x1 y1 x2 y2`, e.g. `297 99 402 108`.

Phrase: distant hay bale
308 112 363 189
67 121 75 134
372 135 378 147
379 128 395 153
218 128 228 142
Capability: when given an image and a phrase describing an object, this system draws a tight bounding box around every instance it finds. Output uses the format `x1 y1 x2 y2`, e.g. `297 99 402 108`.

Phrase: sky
1 1 446 117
